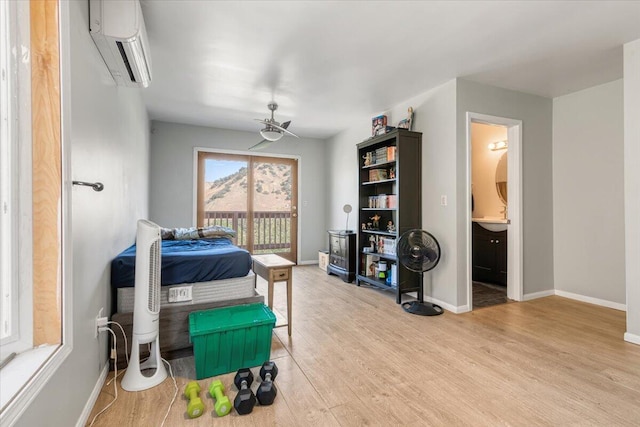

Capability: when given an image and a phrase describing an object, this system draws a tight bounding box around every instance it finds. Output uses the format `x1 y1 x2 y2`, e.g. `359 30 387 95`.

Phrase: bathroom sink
472 217 509 232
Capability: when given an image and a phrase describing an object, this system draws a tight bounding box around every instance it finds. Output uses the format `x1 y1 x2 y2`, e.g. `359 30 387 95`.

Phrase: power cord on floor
89 327 118 427
90 322 177 426
160 357 178 427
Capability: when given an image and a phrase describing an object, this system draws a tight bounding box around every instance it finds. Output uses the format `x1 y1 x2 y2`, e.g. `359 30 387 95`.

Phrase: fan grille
148 238 161 313
397 229 441 272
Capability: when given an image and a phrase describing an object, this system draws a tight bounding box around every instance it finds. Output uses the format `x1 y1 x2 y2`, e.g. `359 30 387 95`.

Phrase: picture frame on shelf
371 115 387 137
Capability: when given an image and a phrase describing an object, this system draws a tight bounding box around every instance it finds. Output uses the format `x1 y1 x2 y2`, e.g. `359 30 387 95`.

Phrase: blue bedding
110 238 252 289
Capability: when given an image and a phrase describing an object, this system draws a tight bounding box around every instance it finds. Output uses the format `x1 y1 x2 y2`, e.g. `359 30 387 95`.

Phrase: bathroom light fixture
488 140 508 151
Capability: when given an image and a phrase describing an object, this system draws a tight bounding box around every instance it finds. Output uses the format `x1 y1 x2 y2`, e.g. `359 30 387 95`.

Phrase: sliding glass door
197 152 298 262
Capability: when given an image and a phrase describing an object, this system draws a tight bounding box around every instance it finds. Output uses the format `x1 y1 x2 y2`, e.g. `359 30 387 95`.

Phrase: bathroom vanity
472 220 507 286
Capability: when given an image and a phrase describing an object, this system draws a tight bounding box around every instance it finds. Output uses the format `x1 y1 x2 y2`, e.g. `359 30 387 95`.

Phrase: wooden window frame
0 1 72 423
195 149 298 262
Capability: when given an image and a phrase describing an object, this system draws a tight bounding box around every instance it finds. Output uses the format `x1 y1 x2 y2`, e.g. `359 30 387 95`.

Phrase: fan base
402 301 444 316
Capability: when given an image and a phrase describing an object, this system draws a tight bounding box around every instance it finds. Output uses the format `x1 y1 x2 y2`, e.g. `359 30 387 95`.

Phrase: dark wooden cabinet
472 222 507 286
355 129 422 303
327 230 356 283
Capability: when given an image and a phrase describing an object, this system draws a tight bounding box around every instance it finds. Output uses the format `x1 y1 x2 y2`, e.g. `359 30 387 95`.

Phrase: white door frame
466 112 523 307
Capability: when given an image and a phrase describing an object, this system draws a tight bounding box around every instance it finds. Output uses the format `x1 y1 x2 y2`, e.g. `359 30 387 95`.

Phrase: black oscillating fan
396 229 444 316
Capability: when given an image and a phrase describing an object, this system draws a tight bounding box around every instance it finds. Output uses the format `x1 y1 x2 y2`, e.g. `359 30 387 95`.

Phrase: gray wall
394 81 458 307
624 39 640 342
457 79 554 305
325 81 459 306
15 1 150 426
325 125 368 236
326 79 554 310
149 121 326 263
553 79 625 305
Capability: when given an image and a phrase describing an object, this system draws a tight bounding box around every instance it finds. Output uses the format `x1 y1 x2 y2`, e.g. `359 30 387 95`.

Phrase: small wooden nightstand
327 230 356 283
252 254 295 336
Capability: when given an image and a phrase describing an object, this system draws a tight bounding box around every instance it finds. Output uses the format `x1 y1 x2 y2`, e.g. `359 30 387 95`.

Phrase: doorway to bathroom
466 113 523 310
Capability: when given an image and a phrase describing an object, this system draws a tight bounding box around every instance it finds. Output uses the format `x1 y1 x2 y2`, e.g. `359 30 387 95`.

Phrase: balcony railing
203 210 291 253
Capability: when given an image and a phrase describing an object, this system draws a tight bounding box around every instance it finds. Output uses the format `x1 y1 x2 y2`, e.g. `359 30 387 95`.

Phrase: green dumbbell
209 379 232 417
184 381 205 418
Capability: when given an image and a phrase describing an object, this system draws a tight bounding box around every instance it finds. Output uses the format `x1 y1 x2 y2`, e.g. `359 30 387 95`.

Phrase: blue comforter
110 238 252 288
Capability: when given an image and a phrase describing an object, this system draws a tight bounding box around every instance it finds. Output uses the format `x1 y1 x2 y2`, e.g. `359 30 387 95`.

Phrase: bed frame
110 293 264 369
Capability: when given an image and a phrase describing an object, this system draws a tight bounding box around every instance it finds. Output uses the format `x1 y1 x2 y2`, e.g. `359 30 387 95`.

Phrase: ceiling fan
249 102 299 150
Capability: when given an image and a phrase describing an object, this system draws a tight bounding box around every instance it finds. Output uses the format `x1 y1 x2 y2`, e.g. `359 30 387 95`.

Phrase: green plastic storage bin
189 303 276 379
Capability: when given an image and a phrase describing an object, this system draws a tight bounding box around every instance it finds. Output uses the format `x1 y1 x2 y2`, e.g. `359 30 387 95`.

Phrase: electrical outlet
441 195 447 206
95 307 105 339
168 285 193 303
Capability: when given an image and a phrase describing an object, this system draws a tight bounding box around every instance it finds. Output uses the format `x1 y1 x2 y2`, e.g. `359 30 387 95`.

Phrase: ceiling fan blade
270 122 299 138
249 139 274 151
255 118 270 125
280 120 291 129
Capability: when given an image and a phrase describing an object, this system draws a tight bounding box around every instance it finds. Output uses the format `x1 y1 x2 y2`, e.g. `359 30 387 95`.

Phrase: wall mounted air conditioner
89 0 152 88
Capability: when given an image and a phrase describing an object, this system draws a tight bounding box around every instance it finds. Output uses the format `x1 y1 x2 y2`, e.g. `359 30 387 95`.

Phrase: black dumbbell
256 361 278 405
233 368 256 415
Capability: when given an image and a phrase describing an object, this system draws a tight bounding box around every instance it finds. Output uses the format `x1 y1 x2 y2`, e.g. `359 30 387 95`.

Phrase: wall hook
72 181 104 192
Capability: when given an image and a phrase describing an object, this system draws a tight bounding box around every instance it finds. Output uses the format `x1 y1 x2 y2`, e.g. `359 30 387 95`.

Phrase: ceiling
140 1 640 140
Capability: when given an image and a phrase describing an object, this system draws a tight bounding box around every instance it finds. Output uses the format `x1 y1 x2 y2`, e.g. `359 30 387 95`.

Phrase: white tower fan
121 219 167 391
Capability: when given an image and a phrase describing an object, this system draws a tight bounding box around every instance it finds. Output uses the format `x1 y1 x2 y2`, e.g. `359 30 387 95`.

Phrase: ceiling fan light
260 128 283 141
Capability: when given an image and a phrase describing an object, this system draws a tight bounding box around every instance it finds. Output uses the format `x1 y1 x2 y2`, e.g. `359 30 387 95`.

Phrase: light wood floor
87 266 640 426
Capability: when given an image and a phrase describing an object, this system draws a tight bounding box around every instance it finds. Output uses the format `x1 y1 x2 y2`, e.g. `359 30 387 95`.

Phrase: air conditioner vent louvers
116 41 137 83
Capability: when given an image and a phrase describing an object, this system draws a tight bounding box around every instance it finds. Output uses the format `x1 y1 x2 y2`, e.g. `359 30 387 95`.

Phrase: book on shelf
368 169 388 181
387 194 397 208
366 194 396 209
378 194 387 208
363 254 379 276
387 146 396 161
390 263 398 287
381 238 396 256
375 147 388 163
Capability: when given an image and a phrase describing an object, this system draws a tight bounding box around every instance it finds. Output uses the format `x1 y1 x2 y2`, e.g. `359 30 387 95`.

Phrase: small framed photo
372 115 387 136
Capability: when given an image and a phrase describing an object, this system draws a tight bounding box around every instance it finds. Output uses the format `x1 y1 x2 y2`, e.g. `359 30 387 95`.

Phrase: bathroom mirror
495 152 507 205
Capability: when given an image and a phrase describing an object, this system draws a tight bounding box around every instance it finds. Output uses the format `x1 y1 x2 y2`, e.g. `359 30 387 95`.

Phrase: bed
109 234 264 366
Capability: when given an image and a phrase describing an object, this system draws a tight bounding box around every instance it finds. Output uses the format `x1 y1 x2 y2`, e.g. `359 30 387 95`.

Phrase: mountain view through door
197 152 298 262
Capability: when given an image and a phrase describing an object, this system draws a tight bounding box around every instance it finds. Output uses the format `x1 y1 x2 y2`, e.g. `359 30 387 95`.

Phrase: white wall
149 121 326 263
553 79 625 305
624 39 640 344
326 79 553 310
325 81 459 306
325 125 369 239
14 2 150 426
402 82 458 308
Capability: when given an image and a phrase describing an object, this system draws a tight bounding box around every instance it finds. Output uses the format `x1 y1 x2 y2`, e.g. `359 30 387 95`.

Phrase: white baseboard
554 289 626 311
76 363 109 427
418 288 625 315
297 260 317 266
522 289 555 301
424 296 469 314
624 332 640 346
